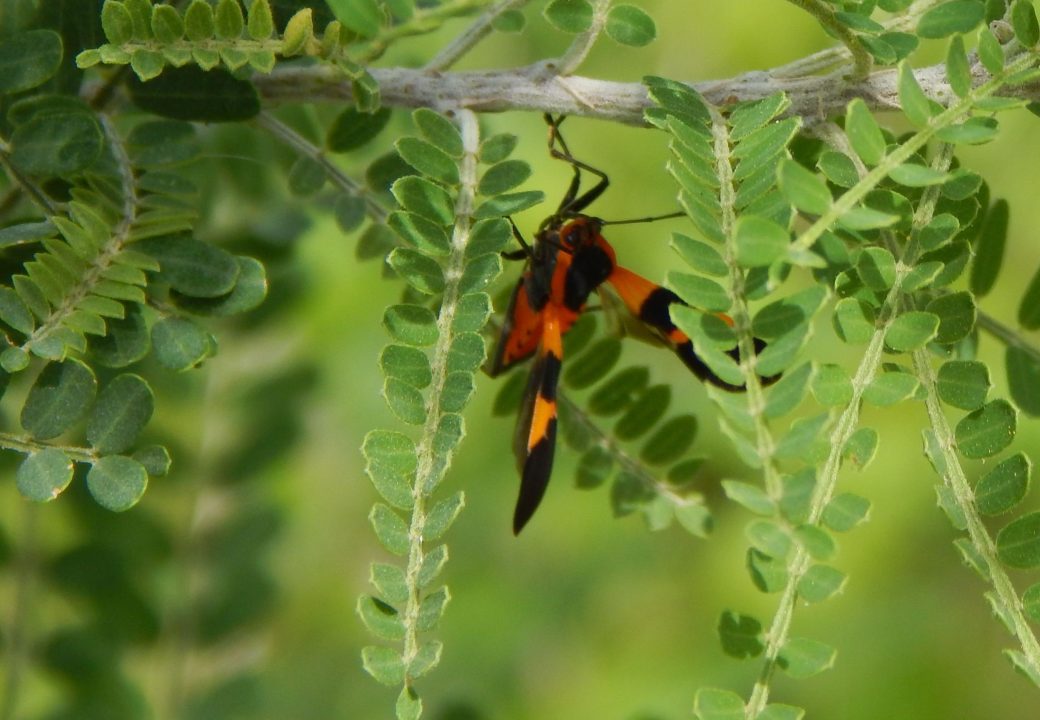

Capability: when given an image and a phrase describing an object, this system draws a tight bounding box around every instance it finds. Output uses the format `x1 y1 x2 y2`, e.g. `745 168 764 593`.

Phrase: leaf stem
399 109 482 684
783 0 873 79
424 0 532 73
977 310 1040 364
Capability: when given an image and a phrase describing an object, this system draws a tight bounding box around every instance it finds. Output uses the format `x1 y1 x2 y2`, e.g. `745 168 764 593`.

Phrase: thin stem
254 111 388 223
783 0 873 79
425 0 532 73
977 311 1040 364
400 109 481 679
552 0 610 78
911 346 1040 679
745 144 954 718
358 0 494 63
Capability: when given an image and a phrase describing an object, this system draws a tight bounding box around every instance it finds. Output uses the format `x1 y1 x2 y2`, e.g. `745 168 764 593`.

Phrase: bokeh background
4 1 1040 718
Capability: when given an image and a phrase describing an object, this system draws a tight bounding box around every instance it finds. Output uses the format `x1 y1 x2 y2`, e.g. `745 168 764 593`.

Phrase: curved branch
253 57 993 126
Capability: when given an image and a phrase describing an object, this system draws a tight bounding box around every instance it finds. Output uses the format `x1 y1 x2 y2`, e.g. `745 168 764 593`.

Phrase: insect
489 115 766 534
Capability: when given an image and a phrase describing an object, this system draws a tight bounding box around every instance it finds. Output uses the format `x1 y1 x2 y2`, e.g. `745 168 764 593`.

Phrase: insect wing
512 304 564 534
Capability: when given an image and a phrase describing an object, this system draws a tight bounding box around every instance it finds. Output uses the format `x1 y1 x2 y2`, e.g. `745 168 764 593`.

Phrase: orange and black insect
490 115 764 534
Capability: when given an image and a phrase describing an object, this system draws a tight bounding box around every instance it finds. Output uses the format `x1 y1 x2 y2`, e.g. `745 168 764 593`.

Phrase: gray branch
252 58 999 126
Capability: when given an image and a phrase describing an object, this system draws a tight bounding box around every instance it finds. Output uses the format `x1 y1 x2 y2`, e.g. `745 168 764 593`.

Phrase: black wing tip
512 423 556 535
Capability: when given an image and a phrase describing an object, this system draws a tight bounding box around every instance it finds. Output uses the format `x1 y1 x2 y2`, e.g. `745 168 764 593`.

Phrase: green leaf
898 61 935 126
576 447 613 488
565 338 622 390
388 248 445 295
0 30 63 94
890 163 951 187
778 637 837 678
885 311 939 351
798 564 847 603
473 191 545 219
392 176 454 226
673 233 727 276
214 0 244 38
811 363 854 406
734 216 789 268
956 399 1017 459
640 414 697 465
396 138 459 186
668 273 731 312
936 117 1000 145
778 159 832 215
397 686 422 720
857 247 897 290
21 360 97 440
863 370 919 407
843 427 879 469
425 492 465 541
184 0 215 40
946 35 972 98
1008 346 1040 416
364 431 417 510
408 640 443 677
1024 583 1040 624
357 595 404 641
543 0 593 33
129 66 260 122
138 234 237 297
823 493 871 532
478 160 532 196
722 480 775 515
152 316 212 370
832 298 876 344
479 134 519 164
493 9 526 32
133 444 170 477
91 306 150 368
102 1 135 44
371 563 409 605
976 453 1031 516
173 256 268 317
17 448 74 502
717 611 764 659
0 287 34 335
978 24 1005 75
997 512 1040 569
614 384 669 440
747 519 792 559
384 378 427 425
370 503 409 556
10 112 104 176
605 4 656 46
151 4 185 42
971 199 1008 297
764 362 811 418
587 365 649 416
795 524 836 560
381 345 432 389
1019 264 1040 329
937 360 990 411
694 688 746 720
926 292 976 344
757 705 806 720
748 548 788 592
1012 0 1040 46
247 0 275 39
416 587 450 631
845 98 886 166
86 374 154 455
328 0 382 37
361 645 405 686
780 469 815 524
917 0 986 38
817 150 859 188
328 107 392 152
86 455 148 511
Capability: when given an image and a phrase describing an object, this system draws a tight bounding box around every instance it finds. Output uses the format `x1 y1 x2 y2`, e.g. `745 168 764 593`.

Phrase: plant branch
744 144 954 716
424 0 533 73
977 310 1040 364
783 0 873 79
253 51 1006 125
254 111 389 223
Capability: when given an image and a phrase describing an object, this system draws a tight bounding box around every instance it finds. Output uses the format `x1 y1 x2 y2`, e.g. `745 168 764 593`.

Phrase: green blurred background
4 1 1040 718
